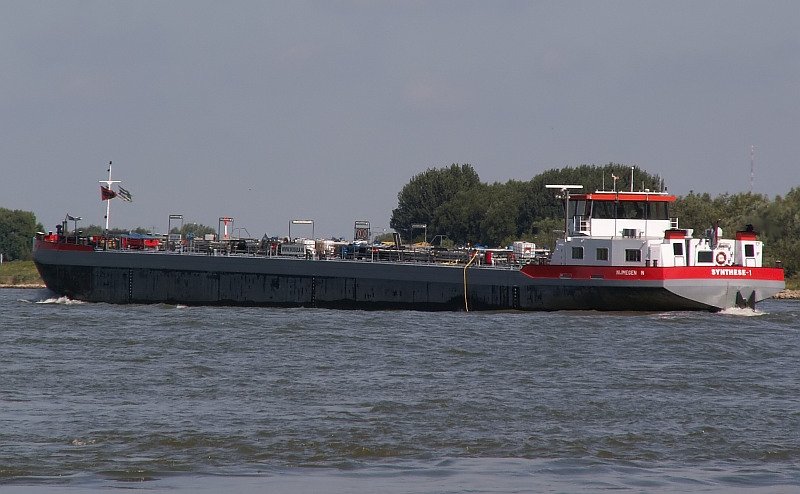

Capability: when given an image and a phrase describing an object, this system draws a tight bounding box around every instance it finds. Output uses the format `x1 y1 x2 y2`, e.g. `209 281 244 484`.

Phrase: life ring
715 251 727 265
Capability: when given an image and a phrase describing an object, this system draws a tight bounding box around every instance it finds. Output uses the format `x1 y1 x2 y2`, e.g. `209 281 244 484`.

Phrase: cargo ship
33 185 785 311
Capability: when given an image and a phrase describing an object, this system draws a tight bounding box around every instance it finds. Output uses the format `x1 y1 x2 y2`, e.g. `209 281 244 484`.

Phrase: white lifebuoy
715 251 727 265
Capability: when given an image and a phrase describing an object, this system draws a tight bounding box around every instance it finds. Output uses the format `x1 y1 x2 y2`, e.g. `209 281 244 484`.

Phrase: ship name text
711 268 752 277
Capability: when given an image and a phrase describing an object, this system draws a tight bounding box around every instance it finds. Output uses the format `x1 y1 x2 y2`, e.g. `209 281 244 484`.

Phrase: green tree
390 163 481 240
432 185 490 246
0 208 43 261
530 217 563 251
478 181 525 246
671 191 717 233
753 187 800 277
710 193 771 242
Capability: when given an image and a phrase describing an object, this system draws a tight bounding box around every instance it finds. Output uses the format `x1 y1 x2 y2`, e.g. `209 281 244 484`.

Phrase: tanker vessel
33 183 785 311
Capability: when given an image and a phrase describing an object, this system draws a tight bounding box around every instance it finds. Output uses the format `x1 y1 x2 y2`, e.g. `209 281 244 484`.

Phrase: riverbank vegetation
0 208 42 262
0 260 42 286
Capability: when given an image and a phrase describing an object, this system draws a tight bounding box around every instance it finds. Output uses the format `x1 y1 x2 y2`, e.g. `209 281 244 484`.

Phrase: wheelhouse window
744 244 755 257
591 200 670 220
617 201 646 219
571 246 584 259
569 200 588 218
591 201 615 219
647 202 669 220
625 249 641 262
672 242 683 256
596 247 609 261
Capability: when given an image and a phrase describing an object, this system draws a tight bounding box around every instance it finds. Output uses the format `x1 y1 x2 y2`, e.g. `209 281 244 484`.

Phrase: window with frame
647 202 669 220
596 247 609 261
744 244 755 257
571 246 584 259
625 249 641 262
569 200 588 218
591 201 615 219
672 242 683 256
697 251 713 263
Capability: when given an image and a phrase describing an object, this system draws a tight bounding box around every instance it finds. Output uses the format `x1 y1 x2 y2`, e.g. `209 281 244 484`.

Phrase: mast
99 161 121 231
630 166 635 192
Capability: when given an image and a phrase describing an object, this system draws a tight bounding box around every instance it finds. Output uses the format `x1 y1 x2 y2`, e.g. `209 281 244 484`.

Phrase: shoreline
2 284 799 299
773 289 800 300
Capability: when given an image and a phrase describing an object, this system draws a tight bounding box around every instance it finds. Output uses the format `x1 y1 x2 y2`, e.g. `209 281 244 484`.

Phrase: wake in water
35 296 85 305
718 306 765 317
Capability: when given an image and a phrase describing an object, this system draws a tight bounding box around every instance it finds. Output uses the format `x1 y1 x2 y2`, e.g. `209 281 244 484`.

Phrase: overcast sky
2 1 798 238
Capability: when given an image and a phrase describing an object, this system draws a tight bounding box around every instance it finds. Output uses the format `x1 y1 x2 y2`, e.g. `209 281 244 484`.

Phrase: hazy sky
2 1 798 238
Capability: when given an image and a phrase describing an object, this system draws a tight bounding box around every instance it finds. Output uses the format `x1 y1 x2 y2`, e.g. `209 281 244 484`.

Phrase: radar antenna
546 184 583 240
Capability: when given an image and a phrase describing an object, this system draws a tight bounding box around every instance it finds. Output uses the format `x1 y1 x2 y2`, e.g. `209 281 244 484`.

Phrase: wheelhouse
568 191 677 238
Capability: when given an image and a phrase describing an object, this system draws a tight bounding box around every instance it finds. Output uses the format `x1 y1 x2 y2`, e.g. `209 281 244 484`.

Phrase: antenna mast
630 166 635 192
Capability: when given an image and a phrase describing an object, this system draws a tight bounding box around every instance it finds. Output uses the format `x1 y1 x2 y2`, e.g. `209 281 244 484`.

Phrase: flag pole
99 161 121 231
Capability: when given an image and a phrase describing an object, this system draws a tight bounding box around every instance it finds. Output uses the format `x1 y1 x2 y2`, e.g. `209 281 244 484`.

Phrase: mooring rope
463 250 479 312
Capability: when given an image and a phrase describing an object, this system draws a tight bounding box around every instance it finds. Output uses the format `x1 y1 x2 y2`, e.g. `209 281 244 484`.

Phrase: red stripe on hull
520 264 784 282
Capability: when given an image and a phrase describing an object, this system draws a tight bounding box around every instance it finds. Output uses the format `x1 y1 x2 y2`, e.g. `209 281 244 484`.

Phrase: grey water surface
2 288 799 493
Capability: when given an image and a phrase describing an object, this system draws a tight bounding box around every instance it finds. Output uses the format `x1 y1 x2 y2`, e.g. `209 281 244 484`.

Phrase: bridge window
672 242 683 255
625 249 641 262
618 201 646 219
569 200 588 217
591 200 670 220
591 201 615 219
571 246 584 259
647 202 669 220
744 244 755 257
596 247 609 261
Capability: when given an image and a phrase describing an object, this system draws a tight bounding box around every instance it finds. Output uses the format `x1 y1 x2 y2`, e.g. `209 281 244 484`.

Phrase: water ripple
1 290 799 491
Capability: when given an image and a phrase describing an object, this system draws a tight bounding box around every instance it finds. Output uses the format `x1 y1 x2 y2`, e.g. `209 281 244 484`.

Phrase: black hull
34 256 714 312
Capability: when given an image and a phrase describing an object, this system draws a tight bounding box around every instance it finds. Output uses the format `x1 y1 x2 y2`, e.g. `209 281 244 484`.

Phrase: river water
1 288 799 493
